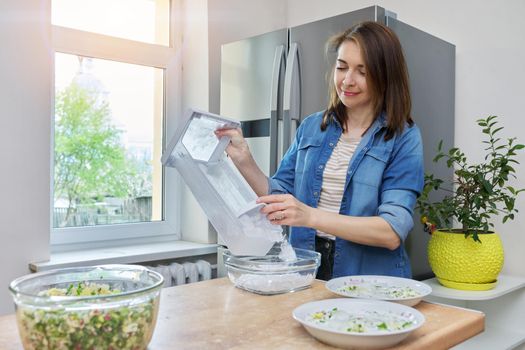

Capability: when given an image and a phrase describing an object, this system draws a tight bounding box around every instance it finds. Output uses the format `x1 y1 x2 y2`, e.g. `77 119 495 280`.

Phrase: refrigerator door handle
269 45 285 175
283 42 301 155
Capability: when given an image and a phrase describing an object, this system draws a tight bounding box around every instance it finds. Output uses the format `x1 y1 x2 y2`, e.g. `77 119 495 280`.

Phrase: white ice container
161 109 284 256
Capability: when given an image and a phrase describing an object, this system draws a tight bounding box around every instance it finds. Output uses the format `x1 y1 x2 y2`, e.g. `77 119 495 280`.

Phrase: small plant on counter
417 115 525 242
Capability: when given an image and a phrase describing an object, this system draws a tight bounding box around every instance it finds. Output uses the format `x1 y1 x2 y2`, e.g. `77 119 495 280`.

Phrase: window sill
30 240 219 272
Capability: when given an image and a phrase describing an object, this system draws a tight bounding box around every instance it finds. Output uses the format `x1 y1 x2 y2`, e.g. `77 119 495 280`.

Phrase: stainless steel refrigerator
220 5 455 280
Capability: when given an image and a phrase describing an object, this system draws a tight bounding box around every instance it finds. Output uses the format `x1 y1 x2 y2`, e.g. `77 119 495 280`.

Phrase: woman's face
334 40 372 113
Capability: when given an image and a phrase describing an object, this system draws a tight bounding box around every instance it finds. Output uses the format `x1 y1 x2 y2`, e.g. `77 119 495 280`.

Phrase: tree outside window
54 58 154 228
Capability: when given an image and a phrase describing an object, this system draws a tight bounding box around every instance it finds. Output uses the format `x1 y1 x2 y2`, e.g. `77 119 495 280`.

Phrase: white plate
326 275 432 306
293 298 425 349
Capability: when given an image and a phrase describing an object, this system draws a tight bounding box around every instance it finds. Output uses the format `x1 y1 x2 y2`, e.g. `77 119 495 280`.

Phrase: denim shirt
268 111 424 278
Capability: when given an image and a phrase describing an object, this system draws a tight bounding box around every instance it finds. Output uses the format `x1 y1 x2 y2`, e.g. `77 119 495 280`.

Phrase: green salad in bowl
9 264 163 350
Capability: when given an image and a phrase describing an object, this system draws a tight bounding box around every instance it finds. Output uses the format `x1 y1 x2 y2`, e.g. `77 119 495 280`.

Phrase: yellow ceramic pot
427 229 504 291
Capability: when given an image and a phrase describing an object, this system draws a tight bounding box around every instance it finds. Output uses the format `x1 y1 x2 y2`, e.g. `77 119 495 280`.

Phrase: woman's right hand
214 127 251 165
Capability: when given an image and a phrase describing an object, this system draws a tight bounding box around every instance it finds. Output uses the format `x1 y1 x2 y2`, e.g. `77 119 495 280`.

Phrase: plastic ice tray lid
161 109 241 166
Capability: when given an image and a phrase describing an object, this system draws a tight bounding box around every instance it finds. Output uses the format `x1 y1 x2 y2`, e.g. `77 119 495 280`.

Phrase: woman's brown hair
321 21 413 140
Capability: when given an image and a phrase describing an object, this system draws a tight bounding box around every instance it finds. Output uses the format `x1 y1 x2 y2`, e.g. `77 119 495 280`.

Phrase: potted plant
417 115 525 290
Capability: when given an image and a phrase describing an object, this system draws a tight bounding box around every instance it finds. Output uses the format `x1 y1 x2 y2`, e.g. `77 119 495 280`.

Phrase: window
51 0 181 249
52 0 170 45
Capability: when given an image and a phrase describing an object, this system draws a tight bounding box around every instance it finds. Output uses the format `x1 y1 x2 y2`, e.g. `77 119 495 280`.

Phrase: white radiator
147 260 212 288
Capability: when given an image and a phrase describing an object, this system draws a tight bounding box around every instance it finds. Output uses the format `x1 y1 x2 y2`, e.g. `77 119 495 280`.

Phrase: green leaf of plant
418 115 524 243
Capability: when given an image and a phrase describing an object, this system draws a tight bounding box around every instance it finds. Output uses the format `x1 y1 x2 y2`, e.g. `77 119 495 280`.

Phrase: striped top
316 134 361 240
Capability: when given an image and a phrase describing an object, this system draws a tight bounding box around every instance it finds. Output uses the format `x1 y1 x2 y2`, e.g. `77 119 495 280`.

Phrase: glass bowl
223 248 320 295
9 264 163 350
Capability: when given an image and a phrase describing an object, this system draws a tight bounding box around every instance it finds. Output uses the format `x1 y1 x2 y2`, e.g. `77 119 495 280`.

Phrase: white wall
178 0 211 243
284 0 525 278
0 0 51 314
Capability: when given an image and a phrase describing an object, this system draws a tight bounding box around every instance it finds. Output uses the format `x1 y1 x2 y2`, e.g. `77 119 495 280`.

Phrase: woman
215 21 424 280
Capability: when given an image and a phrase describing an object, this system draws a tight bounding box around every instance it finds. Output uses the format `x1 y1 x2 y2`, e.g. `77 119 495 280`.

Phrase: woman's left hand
257 194 314 227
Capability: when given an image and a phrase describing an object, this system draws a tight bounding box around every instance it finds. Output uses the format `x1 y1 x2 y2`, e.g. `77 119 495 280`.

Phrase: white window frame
50 2 182 251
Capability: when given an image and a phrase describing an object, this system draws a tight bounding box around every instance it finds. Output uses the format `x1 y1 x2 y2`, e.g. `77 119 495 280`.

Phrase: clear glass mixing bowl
9 264 163 350
223 248 321 295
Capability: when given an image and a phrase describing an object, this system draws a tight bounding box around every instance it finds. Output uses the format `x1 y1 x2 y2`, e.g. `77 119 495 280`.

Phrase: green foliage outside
417 115 525 242
54 83 151 226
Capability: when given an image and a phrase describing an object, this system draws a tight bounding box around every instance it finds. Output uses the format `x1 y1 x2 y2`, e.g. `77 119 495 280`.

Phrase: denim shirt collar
329 111 387 133
329 111 387 160
358 111 387 148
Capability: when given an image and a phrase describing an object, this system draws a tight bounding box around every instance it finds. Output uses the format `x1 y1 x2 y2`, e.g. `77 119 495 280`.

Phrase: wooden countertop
0 278 484 349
